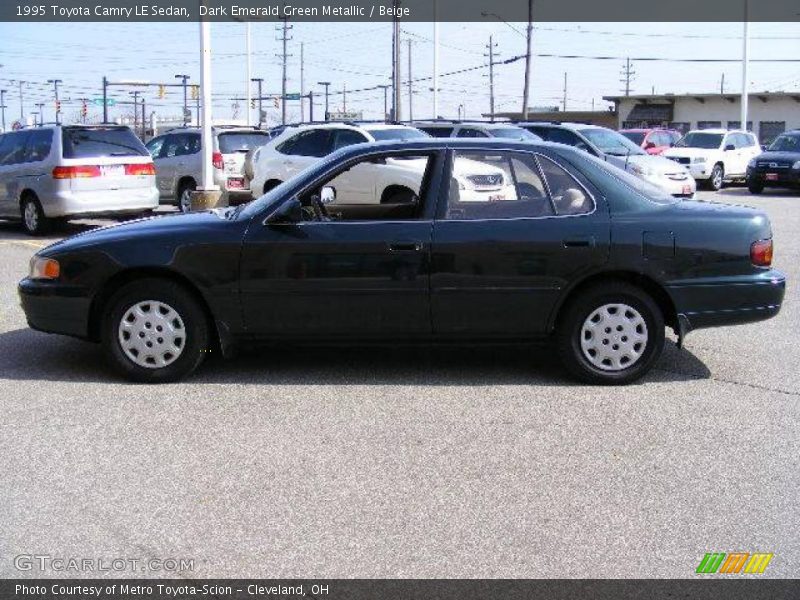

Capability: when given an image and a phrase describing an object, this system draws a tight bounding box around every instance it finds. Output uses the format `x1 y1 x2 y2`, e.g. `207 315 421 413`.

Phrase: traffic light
158 85 166 99
55 99 61 114
191 85 199 100
273 97 280 109
81 100 88 118
250 99 256 109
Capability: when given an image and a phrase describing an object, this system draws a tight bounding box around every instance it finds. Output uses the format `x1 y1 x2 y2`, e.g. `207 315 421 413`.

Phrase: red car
619 128 682 155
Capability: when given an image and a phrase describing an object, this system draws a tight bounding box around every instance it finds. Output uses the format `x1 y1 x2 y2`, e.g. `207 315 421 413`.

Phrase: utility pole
276 16 293 125
433 0 439 119
741 0 750 131
246 22 252 126
102 76 108 122
0 89 7 131
521 0 533 120
130 91 140 133
308 90 314 121
391 0 401 121
47 79 62 124
175 74 190 125
18 80 25 121
378 84 390 122
35 102 45 125
195 86 200 126
620 58 635 96
720 73 725 94
300 42 305 122
342 83 347 112
562 72 567 112
407 39 413 122
318 81 331 120
141 96 146 139
485 35 497 121
251 78 264 126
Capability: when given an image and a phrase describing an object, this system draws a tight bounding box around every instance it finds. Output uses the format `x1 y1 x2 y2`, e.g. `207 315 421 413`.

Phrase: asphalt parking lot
0 188 798 579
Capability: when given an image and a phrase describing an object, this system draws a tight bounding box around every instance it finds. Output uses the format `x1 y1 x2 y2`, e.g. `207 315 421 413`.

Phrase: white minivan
0 125 158 235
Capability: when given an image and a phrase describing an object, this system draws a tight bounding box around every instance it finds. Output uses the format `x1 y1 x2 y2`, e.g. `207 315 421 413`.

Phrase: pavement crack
654 366 800 397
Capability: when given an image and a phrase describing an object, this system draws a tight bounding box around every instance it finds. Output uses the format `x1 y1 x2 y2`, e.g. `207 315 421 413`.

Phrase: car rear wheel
21 195 51 236
102 279 209 383
177 180 196 213
707 164 724 191
556 282 665 385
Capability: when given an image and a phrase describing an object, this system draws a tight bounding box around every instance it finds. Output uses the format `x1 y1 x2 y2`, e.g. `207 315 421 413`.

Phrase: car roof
686 129 736 135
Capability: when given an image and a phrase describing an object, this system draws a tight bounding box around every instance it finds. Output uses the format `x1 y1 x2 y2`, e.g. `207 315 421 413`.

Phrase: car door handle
388 242 423 253
563 236 596 248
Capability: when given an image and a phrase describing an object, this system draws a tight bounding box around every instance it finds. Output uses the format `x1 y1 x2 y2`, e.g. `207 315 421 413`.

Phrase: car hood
625 153 688 174
664 147 717 159
754 151 800 162
40 209 235 256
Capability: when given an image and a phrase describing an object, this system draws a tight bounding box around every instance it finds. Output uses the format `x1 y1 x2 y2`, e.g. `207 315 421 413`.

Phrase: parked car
663 129 761 191
519 122 695 198
415 121 543 142
251 122 517 204
20 139 785 385
746 129 800 194
0 124 158 235
145 126 271 212
619 128 681 155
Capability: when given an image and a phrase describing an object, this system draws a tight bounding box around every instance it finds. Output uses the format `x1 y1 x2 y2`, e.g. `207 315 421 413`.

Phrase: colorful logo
696 552 773 574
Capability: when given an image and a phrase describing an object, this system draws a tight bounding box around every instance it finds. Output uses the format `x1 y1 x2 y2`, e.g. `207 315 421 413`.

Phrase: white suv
663 129 761 191
250 122 514 203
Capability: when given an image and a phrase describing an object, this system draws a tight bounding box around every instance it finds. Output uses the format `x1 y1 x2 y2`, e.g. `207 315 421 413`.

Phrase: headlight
29 256 60 280
692 157 706 164
748 158 757 168
793 161 800 170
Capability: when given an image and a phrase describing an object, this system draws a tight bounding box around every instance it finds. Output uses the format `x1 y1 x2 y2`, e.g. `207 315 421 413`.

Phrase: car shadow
0 327 711 386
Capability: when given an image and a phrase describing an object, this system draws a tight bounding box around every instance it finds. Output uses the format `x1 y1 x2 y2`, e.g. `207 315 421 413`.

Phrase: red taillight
751 239 773 267
52 165 101 179
212 151 224 170
125 162 156 176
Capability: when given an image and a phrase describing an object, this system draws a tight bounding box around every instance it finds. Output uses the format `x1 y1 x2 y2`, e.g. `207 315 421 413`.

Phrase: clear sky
0 20 798 126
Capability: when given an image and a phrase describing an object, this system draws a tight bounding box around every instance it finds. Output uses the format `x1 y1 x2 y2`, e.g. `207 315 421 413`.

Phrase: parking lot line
0 240 49 250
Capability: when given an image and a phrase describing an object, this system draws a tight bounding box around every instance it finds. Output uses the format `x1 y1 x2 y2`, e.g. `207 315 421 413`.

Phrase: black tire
747 179 764 194
102 278 210 383
556 282 665 385
20 195 51 236
177 179 196 213
705 164 724 191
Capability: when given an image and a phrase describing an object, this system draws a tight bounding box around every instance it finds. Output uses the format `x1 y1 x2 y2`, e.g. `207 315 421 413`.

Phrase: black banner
2 580 800 600
3 0 799 23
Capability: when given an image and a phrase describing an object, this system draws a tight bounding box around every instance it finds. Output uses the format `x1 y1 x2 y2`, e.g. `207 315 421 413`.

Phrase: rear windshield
218 131 271 153
61 126 148 158
367 128 429 142
620 131 646 145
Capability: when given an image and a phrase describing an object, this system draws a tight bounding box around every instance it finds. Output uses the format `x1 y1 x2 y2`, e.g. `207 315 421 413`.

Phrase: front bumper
747 166 800 187
667 270 786 333
18 278 92 339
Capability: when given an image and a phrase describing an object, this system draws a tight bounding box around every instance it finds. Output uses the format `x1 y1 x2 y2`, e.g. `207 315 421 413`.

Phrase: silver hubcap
580 303 648 372
118 300 186 369
24 202 38 231
180 189 192 213
712 168 723 188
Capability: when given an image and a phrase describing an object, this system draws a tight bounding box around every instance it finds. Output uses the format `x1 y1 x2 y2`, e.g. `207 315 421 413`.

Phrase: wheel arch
175 176 197 198
88 267 226 354
263 179 283 194
549 270 678 334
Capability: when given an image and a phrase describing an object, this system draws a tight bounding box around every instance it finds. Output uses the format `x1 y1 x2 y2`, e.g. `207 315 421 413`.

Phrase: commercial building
604 91 800 144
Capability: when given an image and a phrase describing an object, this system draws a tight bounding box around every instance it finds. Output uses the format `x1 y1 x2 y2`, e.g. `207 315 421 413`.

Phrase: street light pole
175 74 190 125
378 85 390 122
740 0 750 131
246 22 252 126
317 81 331 120
251 78 264 126
102 76 108 122
0 89 7 131
35 102 45 125
18 80 24 121
521 0 533 120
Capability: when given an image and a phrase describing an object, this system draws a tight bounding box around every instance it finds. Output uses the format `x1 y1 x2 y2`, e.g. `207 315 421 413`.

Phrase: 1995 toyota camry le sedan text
19 139 786 384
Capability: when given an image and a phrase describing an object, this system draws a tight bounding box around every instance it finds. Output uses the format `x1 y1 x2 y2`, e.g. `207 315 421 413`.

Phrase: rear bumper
18 278 91 339
668 270 786 333
42 187 159 218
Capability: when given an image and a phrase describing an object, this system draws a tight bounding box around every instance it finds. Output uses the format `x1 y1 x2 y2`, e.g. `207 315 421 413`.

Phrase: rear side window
456 128 488 138
61 126 148 158
276 130 332 157
331 128 368 151
0 132 27 166
217 131 270 154
537 155 593 216
420 127 453 138
23 129 53 162
544 128 582 147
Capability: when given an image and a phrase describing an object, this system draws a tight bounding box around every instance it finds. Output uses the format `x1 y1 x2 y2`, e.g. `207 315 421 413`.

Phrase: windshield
675 132 723 149
367 127 429 141
491 127 541 141
579 128 645 156
218 131 271 153
620 131 646 146
61 126 148 158
768 133 800 152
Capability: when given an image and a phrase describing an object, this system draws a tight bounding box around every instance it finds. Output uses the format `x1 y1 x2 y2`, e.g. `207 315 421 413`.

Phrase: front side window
456 128 488 138
331 128 368 151
0 132 29 166
444 150 592 220
145 135 165 158
23 129 53 162
768 133 800 152
277 129 332 157
162 133 200 158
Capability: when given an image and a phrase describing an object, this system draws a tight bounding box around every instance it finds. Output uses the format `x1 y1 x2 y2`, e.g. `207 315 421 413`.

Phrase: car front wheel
706 164 724 191
747 178 764 194
557 282 665 385
102 279 210 383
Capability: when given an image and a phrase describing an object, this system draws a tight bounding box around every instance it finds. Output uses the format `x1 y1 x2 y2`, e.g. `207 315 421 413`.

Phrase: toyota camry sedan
19 139 786 385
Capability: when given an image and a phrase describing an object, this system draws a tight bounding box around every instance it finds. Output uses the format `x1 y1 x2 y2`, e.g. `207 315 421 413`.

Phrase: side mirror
724 144 736 151
265 197 302 224
320 186 336 205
